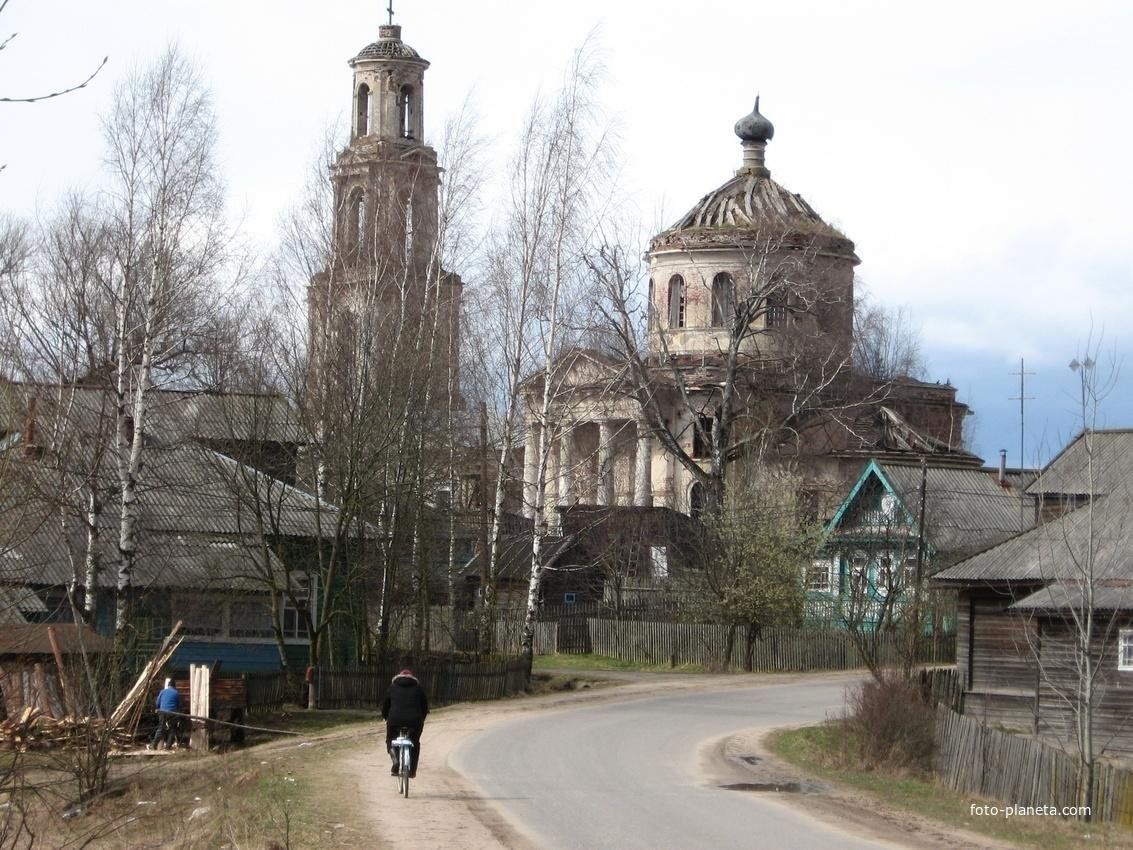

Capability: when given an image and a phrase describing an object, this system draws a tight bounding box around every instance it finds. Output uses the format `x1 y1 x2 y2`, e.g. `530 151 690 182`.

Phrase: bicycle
390 728 414 797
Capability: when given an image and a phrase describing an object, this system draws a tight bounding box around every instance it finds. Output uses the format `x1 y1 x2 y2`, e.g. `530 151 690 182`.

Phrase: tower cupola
348 23 429 142
734 97 774 178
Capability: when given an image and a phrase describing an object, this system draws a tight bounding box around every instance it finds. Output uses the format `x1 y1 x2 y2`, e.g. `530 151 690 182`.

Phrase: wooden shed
0 623 112 719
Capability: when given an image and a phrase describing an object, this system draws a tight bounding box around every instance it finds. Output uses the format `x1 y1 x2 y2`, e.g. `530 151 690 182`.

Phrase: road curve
452 676 906 850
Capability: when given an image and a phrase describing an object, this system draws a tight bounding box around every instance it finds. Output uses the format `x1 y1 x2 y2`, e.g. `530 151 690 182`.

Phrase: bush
844 673 935 774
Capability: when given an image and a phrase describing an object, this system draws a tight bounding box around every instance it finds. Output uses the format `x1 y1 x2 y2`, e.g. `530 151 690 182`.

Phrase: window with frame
1120 630 1133 671
848 553 869 592
281 588 310 640
692 414 715 459
766 288 787 328
904 557 920 588
806 559 834 593
650 545 669 580
668 275 686 328
711 272 734 326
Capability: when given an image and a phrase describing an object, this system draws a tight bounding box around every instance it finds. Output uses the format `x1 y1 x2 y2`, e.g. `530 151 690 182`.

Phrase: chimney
998 449 1007 486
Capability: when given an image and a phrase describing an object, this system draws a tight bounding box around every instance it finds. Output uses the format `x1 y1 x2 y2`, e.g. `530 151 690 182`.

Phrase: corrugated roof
1010 581 1133 612
879 462 1032 552
1025 430 1133 498
0 383 303 447
933 480 1133 584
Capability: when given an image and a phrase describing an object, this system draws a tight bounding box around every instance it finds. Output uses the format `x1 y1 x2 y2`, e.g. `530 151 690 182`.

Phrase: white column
634 421 653 507
522 423 539 519
558 426 575 507
596 420 614 506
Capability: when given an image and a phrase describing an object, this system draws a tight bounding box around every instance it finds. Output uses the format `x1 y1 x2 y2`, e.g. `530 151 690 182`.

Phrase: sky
4 0 1132 468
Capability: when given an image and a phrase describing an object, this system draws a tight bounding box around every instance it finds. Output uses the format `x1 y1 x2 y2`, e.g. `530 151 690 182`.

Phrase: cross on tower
387 0 394 25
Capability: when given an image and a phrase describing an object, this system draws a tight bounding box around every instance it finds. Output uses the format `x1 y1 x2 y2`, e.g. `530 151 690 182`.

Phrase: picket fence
314 656 528 710
934 704 1133 825
587 619 955 672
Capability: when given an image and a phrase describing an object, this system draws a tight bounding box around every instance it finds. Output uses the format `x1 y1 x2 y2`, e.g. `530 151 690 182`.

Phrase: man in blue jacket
151 677 181 750
381 668 429 778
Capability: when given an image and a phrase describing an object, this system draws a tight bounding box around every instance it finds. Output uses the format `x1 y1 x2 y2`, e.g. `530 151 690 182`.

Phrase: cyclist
381 668 429 778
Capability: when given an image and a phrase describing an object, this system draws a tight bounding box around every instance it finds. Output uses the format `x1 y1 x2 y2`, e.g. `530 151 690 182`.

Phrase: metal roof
933 480 1133 584
880 462 1031 552
660 173 842 238
1010 581 1133 613
1025 430 1133 498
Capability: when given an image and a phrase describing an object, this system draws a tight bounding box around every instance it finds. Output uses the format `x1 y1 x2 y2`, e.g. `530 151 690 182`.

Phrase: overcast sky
4 0 1131 467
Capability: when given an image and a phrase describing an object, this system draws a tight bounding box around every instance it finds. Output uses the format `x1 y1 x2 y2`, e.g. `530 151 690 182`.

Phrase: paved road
452 676 905 850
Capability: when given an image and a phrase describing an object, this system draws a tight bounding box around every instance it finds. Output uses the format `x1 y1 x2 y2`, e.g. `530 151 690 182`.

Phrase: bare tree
1015 347 1128 819
99 47 231 632
853 289 925 381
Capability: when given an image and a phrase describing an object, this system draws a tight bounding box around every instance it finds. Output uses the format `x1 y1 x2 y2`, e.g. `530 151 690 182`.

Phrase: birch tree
100 47 229 632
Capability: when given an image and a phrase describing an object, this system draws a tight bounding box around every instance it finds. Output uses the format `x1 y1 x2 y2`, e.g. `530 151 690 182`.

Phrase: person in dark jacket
381 668 429 777
151 677 181 750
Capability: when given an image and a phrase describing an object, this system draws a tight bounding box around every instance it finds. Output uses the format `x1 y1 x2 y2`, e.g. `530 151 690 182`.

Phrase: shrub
844 673 935 774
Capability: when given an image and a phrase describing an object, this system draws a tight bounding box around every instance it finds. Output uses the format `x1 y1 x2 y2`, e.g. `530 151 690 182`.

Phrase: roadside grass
12 711 384 849
533 652 706 673
769 723 1133 850
242 706 378 742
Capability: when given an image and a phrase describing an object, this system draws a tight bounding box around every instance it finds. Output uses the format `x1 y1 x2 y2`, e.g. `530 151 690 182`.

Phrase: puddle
737 755 761 765
719 781 820 794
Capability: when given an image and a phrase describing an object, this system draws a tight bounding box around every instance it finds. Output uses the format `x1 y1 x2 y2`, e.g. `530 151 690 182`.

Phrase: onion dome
734 97 774 144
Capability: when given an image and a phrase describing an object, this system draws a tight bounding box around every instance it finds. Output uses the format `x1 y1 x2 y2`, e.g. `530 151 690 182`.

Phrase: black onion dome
351 24 428 65
734 97 774 143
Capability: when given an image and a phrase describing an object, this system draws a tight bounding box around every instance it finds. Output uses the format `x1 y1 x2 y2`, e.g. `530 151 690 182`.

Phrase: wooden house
932 430 1133 758
816 457 1034 627
0 383 364 673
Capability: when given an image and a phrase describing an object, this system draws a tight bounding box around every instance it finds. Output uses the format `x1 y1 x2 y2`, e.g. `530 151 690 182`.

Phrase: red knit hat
399 668 414 677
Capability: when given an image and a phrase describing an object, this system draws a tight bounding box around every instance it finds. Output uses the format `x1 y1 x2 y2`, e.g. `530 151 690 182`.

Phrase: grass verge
13 709 384 849
769 723 1133 850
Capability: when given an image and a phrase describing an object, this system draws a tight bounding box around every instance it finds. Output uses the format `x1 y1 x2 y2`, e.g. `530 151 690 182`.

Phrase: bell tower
328 21 441 295
309 18 461 395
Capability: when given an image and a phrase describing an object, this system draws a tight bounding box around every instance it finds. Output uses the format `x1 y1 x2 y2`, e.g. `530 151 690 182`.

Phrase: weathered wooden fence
587 619 955 672
314 656 528 710
243 671 289 715
917 666 963 712
387 608 558 655
934 704 1133 824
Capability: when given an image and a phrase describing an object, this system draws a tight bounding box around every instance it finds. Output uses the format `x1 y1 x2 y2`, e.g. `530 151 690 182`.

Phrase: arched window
711 272 734 326
689 482 706 518
647 278 655 325
766 288 787 328
356 84 371 137
398 85 414 139
345 189 365 260
667 275 685 328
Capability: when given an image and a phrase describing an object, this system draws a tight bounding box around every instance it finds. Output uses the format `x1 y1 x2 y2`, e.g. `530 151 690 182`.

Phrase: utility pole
1009 358 1035 530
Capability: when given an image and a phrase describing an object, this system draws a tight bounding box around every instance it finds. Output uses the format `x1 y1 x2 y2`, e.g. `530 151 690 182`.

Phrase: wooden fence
314 656 528 710
243 671 289 715
586 619 955 672
917 666 963 712
934 704 1133 824
387 608 559 655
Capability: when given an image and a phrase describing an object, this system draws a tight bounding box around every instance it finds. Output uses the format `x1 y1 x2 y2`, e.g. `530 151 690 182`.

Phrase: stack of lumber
0 622 184 752
0 707 132 752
